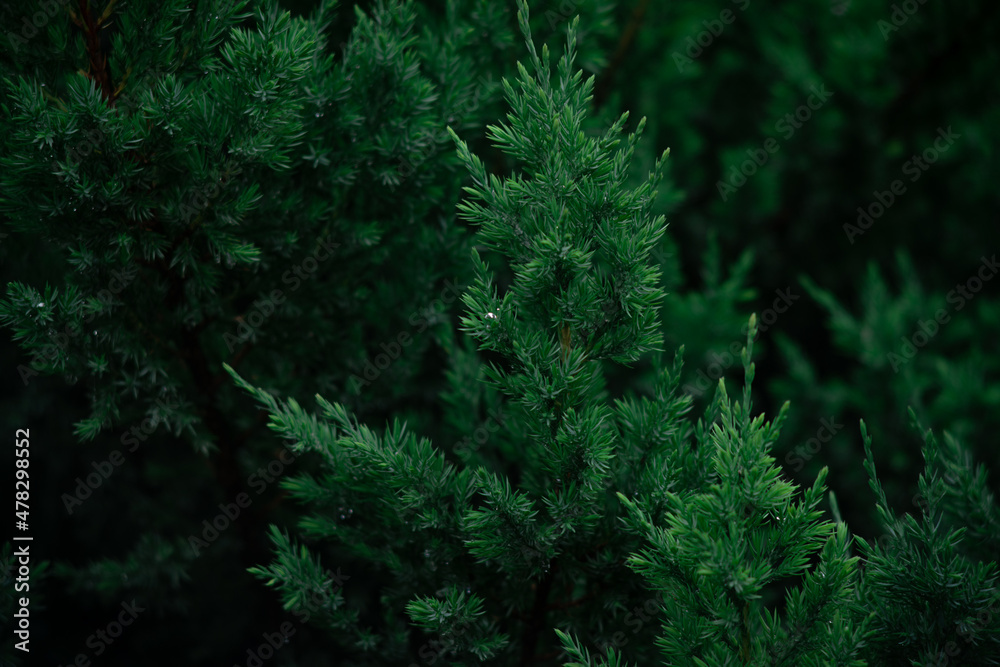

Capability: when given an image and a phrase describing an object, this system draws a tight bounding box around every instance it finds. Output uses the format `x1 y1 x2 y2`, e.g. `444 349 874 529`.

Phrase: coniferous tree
773 255 1000 529
0 0 497 661
588 0 1000 542
2 0 999 665
231 4 673 662
853 414 1000 665
230 4 1000 666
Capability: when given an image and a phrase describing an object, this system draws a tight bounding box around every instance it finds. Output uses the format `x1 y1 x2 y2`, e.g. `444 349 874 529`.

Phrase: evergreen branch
97 0 118 27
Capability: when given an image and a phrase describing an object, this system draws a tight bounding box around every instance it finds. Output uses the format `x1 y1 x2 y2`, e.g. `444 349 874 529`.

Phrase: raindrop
485 312 497 319
465 587 471 594
423 549 431 558
35 302 45 308
92 330 98 336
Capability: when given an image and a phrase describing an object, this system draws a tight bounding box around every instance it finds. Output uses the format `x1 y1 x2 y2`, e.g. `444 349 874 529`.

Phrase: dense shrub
1 0 997 664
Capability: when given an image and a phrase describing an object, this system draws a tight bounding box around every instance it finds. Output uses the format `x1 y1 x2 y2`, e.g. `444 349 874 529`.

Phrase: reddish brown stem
77 0 117 105
593 0 652 111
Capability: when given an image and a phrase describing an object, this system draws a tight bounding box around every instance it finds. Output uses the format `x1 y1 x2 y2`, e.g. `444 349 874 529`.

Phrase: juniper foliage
229 6 1000 665
0 0 496 661
230 6 676 661
1 1 999 665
